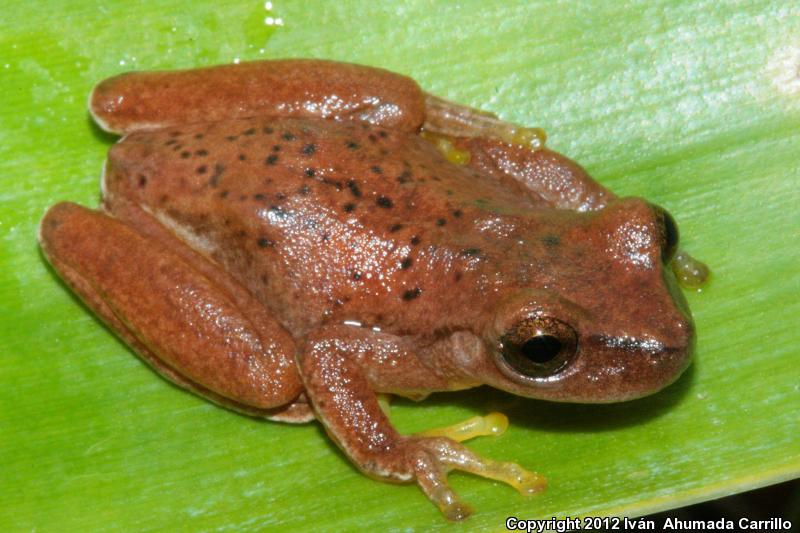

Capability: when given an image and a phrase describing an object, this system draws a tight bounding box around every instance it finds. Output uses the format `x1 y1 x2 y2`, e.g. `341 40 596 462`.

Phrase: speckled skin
39 59 694 520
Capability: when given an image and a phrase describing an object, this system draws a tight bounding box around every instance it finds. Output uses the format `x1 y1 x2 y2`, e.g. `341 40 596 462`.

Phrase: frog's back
105 117 537 335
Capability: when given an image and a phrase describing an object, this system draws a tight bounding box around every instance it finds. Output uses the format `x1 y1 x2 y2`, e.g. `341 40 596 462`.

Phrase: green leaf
2 1 798 530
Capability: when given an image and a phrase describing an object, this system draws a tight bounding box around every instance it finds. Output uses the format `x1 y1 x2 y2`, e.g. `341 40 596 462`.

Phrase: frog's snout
579 318 695 402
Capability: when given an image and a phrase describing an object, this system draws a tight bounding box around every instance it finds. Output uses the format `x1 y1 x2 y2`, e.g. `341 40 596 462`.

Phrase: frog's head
474 197 694 403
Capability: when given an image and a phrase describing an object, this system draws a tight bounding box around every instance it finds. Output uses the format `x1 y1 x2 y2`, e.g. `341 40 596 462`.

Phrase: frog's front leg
297 326 545 520
39 202 304 417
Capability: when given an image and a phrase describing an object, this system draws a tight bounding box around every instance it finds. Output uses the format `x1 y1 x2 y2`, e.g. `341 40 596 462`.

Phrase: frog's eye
498 317 578 379
654 205 679 263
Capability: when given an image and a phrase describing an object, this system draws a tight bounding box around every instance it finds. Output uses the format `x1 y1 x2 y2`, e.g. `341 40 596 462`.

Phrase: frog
38 59 705 520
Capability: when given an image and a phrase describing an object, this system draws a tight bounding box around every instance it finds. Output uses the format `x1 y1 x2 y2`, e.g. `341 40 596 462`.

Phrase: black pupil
519 335 562 363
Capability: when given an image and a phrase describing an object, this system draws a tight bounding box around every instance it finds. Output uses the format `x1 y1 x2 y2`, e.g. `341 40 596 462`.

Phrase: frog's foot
415 412 509 443
423 93 547 150
402 436 546 521
671 249 711 289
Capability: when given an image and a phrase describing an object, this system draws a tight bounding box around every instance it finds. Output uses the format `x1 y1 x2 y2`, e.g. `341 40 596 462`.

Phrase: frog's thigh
39 202 303 412
91 59 426 135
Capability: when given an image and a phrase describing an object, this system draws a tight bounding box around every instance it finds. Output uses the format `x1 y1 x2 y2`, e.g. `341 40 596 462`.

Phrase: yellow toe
416 412 509 442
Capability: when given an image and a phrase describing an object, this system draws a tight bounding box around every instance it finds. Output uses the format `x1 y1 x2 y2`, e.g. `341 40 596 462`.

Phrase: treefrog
39 59 706 520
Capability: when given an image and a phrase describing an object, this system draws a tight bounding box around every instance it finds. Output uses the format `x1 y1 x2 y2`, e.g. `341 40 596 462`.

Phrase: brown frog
39 59 705 520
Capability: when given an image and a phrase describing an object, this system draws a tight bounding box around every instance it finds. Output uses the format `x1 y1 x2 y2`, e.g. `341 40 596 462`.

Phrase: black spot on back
302 143 316 155
402 288 422 301
266 154 279 165
347 180 362 197
389 223 403 233
257 237 274 248
436 218 446 226
376 196 394 209
282 132 296 141
400 257 413 269
208 164 225 187
543 235 561 247
322 178 342 191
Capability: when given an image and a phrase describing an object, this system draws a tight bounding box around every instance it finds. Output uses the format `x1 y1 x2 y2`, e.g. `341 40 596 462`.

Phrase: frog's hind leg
39 202 304 416
424 94 547 150
423 93 615 212
90 59 426 135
